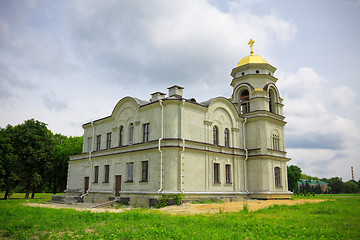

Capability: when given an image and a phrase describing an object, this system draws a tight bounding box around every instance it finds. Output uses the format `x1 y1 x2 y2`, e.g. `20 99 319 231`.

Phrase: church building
66 40 292 205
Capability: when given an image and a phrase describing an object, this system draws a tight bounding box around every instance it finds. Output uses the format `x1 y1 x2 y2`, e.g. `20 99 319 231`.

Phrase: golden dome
237 54 269 67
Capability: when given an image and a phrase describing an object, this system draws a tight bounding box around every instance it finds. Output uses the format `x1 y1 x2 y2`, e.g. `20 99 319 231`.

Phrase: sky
1 0 359 181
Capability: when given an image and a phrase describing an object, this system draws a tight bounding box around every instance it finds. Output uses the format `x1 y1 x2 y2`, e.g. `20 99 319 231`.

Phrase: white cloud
278 67 360 180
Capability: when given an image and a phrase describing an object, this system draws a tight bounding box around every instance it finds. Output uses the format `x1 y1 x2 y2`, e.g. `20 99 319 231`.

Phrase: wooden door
115 175 121 197
84 177 89 193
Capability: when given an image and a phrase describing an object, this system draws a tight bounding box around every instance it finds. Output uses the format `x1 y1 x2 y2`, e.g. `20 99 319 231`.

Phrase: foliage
287 165 301 192
0 193 359 239
45 134 83 193
157 193 185 208
344 180 359 193
0 125 19 199
328 177 345 194
300 173 320 180
0 119 83 199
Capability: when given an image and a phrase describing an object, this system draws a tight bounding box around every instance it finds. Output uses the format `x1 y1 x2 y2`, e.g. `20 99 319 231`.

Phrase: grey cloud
42 91 68 112
0 64 35 101
286 132 342 150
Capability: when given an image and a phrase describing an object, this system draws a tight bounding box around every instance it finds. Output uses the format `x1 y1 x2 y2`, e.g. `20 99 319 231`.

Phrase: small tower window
272 134 280 150
240 90 250 114
256 70 259 74
269 89 276 113
242 72 245 76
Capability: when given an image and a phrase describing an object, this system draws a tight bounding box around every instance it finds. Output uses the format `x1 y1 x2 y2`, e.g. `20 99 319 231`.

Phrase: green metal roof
298 179 328 186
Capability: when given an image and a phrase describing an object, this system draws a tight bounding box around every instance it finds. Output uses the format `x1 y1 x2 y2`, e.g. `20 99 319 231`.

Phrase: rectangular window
104 165 110 183
106 132 112 149
94 166 99 183
129 124 134 145
225 164 231 184
87 137 92 153
272 134 280 151
127 162 134 182
143 123 150 143
141 161 149 182
275 167 281 187
96 135 101 151
214 163 220 183
119 126 123 146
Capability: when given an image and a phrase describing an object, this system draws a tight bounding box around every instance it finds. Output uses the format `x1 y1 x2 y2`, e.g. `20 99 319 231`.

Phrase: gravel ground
24 199 327 215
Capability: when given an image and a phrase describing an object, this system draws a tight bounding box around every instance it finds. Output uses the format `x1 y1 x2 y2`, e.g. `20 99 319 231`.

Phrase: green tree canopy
0 125 19 199
287 165 302 192
328 177 344 194
344 180 359 193
12 119 55 198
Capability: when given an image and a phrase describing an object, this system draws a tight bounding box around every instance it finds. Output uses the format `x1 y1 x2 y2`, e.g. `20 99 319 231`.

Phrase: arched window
129 123 134 145
224 128 230 147
274 167 281 187
213 126 218 145
240 90 250 114
272 134 280 151
119 126 123 146
269 89 276 113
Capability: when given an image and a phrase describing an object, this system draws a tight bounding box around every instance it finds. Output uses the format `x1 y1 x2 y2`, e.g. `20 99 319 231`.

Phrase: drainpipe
81 121 95 198
242 118 249 195
158 100 164 194
180 100 185 194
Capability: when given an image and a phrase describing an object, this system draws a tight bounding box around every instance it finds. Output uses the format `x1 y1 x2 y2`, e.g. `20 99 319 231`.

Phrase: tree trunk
4 188 9 200
31 187 35 199
25 191 30 199
52 178 57 194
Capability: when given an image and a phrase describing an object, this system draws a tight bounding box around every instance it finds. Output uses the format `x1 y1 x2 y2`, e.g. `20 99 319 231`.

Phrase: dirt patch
158 199 327 215
23 202 131 213
24 199 327 215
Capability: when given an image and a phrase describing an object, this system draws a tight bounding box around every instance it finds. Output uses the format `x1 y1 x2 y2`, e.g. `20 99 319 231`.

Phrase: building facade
66 42 292 205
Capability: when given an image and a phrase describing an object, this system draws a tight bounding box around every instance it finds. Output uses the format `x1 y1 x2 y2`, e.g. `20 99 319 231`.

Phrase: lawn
0 193 359 239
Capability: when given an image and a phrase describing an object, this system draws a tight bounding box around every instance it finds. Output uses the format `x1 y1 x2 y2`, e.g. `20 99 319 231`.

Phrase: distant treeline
0 119 82 199
287 165 360 194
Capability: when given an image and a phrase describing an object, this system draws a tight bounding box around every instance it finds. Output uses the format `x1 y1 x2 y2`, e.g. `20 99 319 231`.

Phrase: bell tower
230 39 291 198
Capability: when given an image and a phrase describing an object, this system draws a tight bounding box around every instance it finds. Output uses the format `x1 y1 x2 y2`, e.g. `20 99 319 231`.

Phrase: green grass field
0 193 359 239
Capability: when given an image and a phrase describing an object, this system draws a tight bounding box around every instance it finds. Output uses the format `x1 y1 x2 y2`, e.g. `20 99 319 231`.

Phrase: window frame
87 137 93 153
224 128 230 147
119 126 123 146
272 134 280 151
214 163 220 183
129 123 134 145
93 166 99 183
96 135 101 151
225 164 231 184
213 126 218 145
104 164 110 183
275 167 281 187
106 132 112 149
141 161 149 182
143 123 150 143
126 162 134 182
240 90 250 114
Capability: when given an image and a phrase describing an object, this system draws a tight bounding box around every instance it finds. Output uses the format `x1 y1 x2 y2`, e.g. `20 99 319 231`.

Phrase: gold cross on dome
248 38 255 55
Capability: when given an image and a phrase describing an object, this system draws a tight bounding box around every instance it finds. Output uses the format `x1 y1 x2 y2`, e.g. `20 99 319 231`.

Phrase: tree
300 173 319 180
287 165 302 192
0 125 19 199
344 180 359 193
45 134 83 194
328 177 344 194
12 119 54 199
314 184 323 194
